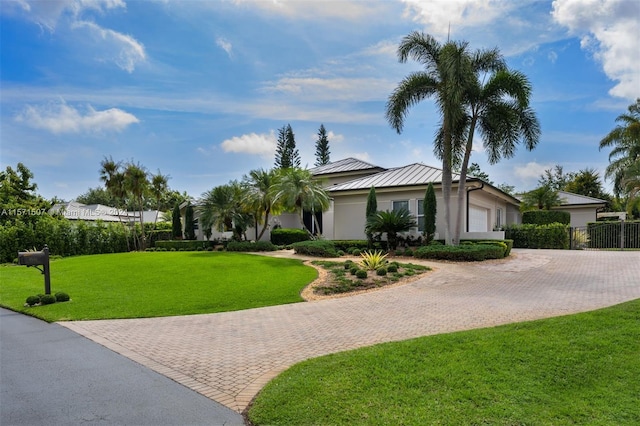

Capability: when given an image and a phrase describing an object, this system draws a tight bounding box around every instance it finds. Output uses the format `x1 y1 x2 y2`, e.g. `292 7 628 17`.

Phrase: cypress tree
423 182 437 243
171 203 182 240
314 124 331 166
365 186 377 247
184 203 196 240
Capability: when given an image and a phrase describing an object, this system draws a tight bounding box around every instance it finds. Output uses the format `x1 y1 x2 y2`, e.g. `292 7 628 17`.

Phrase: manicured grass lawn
0 252 316 322
249 299 640 425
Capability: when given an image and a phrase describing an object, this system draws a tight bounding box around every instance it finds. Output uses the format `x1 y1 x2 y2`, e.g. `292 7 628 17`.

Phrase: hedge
226 241 277 252
155 240 215 251
271 228 310 245
503 223 569 249
414 244 505 261
522 210 570 225
290 240 339 257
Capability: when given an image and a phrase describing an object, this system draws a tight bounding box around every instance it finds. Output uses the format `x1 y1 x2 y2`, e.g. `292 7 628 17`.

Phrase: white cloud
231 0 386 20
262 77 395 102
216 36 233 58
548 50 558 64
327 131 344 143
73 20 146 72
514 161 552 180
15 101 139 134
5 0 126 31
552 0 640 99
220 131 277 157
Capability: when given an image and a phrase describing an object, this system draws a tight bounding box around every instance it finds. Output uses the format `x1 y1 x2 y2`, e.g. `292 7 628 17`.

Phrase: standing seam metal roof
327 163 463 191
310 157 384 176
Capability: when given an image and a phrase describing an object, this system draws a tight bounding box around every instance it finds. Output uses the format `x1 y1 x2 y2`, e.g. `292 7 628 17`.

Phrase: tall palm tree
124 162 149 250
242 168 281 241
386 31 472 245
99 157 130 250
599 99 640 196
622 159 640 216
273 168 330 236
150 171 169 241
453 54 540 243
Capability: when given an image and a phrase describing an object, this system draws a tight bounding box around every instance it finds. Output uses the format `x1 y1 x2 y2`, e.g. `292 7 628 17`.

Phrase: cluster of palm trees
386 32 540 245
198 167 330 241
600 99 640 215
99 157 170 250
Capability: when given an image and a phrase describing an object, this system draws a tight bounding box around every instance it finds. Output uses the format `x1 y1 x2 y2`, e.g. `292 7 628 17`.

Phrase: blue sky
1 0 638 202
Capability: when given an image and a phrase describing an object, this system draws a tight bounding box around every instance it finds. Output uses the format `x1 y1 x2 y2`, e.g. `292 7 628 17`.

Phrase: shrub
290 240 338 257
352 248 361 256
332 240 369 252
344 261 353 270
271 228 310 246
387 264 398 273
26 295 40 306
350 266 359 275
226 241 277 252
403 248 414 257
503 223 569 249
522 210 570 225
359 250 388 270
40 294 56 305
376 267 387 276
414 244 504 261
54 292 70 302
155 240 214 251
356 269 368 279
336 250 345 257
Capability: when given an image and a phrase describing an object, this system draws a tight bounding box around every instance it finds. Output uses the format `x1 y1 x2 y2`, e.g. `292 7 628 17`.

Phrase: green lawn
248 299 640 425
0 252 316 321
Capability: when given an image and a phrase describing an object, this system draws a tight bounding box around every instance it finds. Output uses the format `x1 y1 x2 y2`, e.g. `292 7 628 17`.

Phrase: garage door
469 205 488 232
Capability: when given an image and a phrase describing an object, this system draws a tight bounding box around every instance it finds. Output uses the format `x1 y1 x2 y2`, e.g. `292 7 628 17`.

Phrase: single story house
552 191 608 228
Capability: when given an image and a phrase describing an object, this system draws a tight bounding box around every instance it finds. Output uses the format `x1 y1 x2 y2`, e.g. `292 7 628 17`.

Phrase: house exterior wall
559 207 597 228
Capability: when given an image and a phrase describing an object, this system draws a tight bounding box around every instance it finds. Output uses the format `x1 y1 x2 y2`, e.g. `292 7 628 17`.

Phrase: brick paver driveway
60 249 640 413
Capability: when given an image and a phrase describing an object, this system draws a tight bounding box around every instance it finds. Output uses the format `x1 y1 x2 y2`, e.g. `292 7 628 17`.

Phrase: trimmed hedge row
503 223 569 249
155 240 215 250
270 228 310 245
290 240 339 257
522 210 570 225
414 244 505 261
226 241 277 252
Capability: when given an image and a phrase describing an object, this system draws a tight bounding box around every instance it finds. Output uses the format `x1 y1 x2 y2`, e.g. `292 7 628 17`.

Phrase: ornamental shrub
40 294 56 305
503 223 569 249
54 292 70 302
387 264 398 273
332 240 369 252
26 295 40 306
414 244 504 261
376 267 387 276
270 228 310 245
290 240 338 257
356 269 368 279
403 248 414 257
350 266 359 275
352 248 361 256
344 261 353 269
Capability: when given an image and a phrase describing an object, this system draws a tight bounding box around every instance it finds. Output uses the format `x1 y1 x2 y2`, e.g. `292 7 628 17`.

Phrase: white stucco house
552 191 608 228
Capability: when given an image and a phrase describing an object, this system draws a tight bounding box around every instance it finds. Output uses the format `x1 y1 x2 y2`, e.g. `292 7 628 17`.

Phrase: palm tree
599 99 640 196
200 182 252 241
520 185 562 211
366 209 417 254
99 157 130 250
124 162 149 250
622 159 640 216
453 54 540 243
242 168 281 241
386 31 472 245
273 168 330 236
149 170 169 243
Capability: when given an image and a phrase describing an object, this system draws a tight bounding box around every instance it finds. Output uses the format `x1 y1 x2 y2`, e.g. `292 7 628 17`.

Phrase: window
417 199 424 232
495 208 502 229
392 200 409 212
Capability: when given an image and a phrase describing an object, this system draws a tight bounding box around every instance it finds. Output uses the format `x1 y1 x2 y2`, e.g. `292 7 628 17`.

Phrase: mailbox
17 245 51 295
18 251 48 266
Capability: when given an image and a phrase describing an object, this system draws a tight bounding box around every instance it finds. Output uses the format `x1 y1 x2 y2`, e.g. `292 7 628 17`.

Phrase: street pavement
0 308 244 425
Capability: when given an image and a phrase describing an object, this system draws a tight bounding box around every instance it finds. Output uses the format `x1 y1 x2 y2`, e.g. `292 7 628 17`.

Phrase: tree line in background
274 123 332 169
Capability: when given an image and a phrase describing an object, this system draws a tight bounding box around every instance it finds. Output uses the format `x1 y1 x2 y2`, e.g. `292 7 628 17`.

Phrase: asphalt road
0 308 244 426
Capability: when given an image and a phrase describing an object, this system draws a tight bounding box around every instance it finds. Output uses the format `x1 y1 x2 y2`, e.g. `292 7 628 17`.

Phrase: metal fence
570 221 640 250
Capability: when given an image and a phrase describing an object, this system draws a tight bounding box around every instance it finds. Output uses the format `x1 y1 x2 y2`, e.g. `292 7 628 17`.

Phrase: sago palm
366 209 417 253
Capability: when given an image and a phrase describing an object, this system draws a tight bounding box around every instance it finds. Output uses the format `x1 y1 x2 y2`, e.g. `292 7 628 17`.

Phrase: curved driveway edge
59 249 640 413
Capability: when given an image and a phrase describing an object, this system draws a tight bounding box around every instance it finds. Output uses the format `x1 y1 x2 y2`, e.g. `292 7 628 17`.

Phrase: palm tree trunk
454 118 477 244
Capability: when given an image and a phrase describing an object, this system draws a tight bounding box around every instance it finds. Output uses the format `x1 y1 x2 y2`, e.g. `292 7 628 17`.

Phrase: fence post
620 220 625 250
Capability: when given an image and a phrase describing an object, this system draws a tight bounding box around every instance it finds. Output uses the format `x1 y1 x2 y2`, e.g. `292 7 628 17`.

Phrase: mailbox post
17 245 51 295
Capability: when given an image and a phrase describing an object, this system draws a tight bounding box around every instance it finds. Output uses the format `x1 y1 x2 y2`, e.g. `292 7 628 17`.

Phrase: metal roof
327 163 463 192
557 191 607 206
310 157 384 176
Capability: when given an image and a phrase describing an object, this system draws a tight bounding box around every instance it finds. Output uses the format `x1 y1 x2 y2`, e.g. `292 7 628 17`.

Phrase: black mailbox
18 251 48 266
17 245 51 295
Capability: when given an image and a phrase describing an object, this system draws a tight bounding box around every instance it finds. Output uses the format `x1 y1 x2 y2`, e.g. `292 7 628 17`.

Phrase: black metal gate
570 221 640 250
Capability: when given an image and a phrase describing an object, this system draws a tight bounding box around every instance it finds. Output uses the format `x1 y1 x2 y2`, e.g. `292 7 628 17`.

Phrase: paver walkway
60 249 640 413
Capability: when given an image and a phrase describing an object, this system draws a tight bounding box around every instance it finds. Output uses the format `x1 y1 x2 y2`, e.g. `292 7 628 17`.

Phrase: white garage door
469 205 488 232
